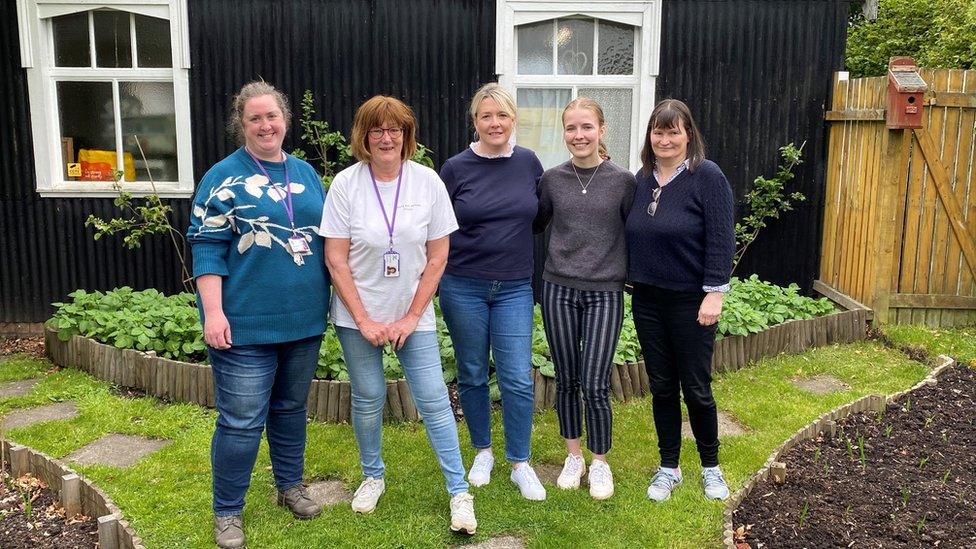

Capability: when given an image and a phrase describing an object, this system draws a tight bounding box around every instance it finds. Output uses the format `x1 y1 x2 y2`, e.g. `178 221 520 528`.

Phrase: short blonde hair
350 96 418 163
468 83 517 122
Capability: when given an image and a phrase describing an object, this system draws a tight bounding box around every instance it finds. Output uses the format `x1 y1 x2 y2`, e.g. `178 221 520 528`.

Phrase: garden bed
726 356 975 548
1 441 145 549
0 468 97 549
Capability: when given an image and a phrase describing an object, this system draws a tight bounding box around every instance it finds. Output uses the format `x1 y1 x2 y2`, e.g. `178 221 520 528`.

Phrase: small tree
85 137 194 293
732 142 806 274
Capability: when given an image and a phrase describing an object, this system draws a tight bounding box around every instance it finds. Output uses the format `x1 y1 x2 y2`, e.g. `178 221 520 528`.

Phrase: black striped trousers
541 280 624 455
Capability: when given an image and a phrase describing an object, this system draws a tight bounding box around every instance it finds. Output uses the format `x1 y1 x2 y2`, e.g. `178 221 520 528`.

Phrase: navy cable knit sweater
625 159 734 292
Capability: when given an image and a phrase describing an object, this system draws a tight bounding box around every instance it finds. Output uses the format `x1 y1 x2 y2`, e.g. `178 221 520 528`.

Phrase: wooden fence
44 306 867 422
821 68 976 326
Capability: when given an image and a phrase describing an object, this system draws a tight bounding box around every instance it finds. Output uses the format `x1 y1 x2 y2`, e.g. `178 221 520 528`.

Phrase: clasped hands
358 313 420 350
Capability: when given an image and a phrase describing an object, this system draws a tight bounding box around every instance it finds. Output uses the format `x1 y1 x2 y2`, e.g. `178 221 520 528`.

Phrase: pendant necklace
573 161 602 194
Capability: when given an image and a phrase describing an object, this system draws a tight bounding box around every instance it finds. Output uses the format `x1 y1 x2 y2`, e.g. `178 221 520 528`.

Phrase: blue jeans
208 335 321 517
335 327 468 496
438 273 535 462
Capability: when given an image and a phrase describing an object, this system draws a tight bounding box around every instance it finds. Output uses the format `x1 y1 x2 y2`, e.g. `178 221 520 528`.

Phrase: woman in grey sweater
536 97 636 500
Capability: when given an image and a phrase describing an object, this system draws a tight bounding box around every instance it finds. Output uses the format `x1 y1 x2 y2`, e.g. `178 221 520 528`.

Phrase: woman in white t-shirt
321 95 476 535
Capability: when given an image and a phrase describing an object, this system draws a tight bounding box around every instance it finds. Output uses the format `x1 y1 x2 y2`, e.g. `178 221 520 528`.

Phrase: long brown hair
639 99 705 177
562 97 609 160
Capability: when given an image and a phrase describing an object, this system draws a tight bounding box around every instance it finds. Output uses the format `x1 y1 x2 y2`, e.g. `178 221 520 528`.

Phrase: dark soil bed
734 364 976 548
0 468 98 548
0 336 45 359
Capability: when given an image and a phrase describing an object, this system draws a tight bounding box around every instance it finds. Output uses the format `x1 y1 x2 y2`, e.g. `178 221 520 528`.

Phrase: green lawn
880 324 976 365
0 342 930 548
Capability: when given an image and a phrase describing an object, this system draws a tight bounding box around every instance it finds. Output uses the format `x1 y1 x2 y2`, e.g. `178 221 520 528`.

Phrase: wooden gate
819 69 976 326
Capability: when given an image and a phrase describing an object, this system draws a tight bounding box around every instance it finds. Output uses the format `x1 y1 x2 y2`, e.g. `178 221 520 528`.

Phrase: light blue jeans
336 327 468 496
438 273 535 462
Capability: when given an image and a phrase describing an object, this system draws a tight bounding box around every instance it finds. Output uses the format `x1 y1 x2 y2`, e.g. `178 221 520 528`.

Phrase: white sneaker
510 464 547 501
588 459 614 500
351 476 385 513
556 454 586 489
467 451 494 487
702 466 730 500
449 492 477 535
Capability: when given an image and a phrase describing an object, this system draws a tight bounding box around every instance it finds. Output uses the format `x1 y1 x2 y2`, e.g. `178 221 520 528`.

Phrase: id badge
383 251 400 278
289 235 311 255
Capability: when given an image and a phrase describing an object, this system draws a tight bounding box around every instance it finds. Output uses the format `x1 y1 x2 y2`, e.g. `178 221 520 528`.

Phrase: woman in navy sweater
625 99 734 502
439 83 547 501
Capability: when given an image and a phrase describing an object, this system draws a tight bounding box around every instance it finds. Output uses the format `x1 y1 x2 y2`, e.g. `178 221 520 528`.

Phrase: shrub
718 275 835 338
846 0 976 77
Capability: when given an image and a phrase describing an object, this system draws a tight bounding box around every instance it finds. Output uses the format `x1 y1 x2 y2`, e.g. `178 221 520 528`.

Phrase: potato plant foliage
51 278 834 382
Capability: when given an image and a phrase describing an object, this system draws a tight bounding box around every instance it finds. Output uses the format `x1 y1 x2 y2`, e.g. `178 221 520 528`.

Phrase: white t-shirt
320 161 458 331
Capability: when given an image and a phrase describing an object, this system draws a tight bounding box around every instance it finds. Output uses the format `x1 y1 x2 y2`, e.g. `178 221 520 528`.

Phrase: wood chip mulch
734 365 976 548
0 337 45 359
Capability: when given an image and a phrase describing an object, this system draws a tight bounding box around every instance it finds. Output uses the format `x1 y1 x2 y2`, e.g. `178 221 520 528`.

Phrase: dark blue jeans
439 273 535 463
208 335 321 516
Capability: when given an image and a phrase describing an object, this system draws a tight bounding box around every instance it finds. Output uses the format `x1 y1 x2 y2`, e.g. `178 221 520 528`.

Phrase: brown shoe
213 515 245 549
277 484 322 519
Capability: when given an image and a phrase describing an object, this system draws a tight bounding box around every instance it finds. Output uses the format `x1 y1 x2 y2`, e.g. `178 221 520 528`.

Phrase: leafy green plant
732 143 806 274
717 275 835 338
797 501 810 528
846 0 976 78
291 90 436 189
85 137 193 293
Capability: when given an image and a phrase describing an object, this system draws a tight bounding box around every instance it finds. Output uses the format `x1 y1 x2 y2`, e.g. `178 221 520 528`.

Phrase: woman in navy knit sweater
625 99 734 502
439 83 547 501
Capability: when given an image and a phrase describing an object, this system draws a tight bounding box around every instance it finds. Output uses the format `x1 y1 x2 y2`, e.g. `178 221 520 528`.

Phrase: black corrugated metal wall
656 0 849 290
0 0 496 323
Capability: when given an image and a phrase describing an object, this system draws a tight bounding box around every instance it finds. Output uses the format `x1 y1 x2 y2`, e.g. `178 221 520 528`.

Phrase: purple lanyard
368 164 403 250
246 148 295 231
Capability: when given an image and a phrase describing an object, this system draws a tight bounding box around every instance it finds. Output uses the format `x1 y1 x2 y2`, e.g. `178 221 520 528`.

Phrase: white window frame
496 0 661 171
17 0 193 198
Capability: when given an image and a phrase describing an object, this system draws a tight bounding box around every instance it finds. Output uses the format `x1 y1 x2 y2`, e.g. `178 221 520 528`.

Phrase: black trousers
632 282 720 468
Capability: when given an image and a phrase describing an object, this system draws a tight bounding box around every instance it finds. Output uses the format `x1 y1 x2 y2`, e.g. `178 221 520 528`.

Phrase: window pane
57 81 118 182
557 19 593 75
597 21 634 75
121 82 178 182
94 9 132 68
517 20 552 75
516 88 573 169
53 12 90 67
579 88 632 166
135 14 172 68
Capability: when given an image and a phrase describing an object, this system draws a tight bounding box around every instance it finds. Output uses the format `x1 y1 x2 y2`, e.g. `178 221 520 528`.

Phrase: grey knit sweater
536 159 636 291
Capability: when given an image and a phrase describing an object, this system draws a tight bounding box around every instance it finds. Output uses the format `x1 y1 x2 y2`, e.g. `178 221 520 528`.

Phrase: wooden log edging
721 354 957 548
0 439 145 549
47 308 866 421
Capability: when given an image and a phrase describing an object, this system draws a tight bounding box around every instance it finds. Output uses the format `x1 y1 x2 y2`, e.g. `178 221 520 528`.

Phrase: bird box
886 57 927 129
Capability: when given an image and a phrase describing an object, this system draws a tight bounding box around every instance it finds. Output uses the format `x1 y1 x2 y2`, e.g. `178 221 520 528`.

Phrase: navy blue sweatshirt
625 159 734 292
440 146 544 280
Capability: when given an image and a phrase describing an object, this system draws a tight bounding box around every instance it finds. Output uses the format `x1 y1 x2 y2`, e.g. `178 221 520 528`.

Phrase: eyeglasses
368 127 403 139
647 187 663 216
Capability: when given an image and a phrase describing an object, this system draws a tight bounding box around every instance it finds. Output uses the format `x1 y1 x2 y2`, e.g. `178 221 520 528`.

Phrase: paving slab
306 480 353 507
1 401 78 430
791 374 850 395
66 434 171 468
681 410 748 440
453 536 526 549
0 378 40 398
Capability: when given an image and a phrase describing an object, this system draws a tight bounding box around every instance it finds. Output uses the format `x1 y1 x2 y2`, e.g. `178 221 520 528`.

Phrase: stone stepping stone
681 410 747 440
453 536 526 549
533 462 585 486
66 434 171 468
306 480 352 507
1 401 78 430
792 374 850 395
0 378 40 398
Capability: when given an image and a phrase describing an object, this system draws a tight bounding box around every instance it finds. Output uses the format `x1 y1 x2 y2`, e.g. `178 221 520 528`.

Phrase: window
18 1 193 197
496 0 661 170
